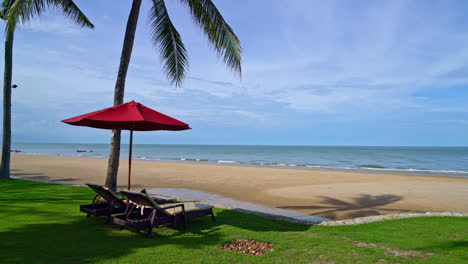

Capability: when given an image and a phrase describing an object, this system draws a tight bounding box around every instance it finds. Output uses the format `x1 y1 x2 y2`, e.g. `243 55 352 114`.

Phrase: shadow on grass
0 179 92 200
0 179 310 263
212 209 310 232
416 240 468 251
0 215 225 264
0 209 308 263
277 194 422 219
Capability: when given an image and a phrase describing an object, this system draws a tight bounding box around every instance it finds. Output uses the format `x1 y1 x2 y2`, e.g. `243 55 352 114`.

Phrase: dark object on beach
80 183 176 224
62 101 191 190
220 238 273 256
114 190 215 238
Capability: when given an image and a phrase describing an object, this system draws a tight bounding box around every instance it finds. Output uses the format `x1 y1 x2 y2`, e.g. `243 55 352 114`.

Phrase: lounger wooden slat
80 184 177 224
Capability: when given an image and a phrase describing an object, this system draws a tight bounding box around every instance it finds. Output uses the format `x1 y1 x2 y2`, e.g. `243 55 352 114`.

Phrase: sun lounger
114 190 215 238
80 184 176 223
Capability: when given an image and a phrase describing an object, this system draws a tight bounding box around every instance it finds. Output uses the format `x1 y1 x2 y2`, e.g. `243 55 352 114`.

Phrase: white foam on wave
306 165 330 168
357 166 468 174
217 160 238 164
17 152 46 156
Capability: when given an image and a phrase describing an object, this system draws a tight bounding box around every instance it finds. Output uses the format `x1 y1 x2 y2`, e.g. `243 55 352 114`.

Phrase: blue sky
4 0 468 146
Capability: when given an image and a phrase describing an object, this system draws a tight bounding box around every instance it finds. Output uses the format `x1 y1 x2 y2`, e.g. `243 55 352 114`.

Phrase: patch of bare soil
340 236 436 259
220 238 273 256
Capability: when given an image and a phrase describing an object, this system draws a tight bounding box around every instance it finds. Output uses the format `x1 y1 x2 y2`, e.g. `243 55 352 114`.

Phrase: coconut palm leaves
149 0 242 86
180 0 242 77
0 0 15 20
4 0 93 32
150 0 188 87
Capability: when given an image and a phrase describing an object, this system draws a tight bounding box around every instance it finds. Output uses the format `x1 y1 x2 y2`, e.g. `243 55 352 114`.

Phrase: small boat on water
10 150 21 152
76 150 87 152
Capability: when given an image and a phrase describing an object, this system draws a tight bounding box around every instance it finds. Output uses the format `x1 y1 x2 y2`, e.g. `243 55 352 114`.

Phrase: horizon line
12 142 468 148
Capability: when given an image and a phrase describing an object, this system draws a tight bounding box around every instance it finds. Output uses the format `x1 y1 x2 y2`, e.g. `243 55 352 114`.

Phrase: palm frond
51 0 93 28
5 0 93 32
0 0 16 20
149 0 188 87
180 0 242 77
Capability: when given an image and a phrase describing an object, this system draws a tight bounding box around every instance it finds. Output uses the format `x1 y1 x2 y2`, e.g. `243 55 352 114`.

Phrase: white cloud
19 16 85 36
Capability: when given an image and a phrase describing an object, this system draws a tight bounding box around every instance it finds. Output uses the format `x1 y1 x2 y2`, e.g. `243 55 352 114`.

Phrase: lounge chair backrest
86 183 122 204
120 190 159 208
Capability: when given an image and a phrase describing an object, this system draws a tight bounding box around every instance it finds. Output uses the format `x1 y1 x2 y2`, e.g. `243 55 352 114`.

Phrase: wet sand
11 155 468 220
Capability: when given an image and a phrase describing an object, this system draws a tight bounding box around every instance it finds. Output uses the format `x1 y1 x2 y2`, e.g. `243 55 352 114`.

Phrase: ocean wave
89 155 106 158
356 166 468 174
217 160 239 164
359 164 386 169
16 152 46 156
271 163 287 166
179 158 208 162
11 150 468 177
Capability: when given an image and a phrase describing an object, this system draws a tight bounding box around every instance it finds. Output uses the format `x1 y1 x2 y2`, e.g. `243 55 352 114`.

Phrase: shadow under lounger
113 190 215 238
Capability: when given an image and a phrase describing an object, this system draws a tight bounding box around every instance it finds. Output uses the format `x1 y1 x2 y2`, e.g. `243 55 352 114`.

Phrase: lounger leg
119 225 125 230
147 227 153 238
105 215 111 224
86 213 91 218
210 210 216 222
172 215 177 228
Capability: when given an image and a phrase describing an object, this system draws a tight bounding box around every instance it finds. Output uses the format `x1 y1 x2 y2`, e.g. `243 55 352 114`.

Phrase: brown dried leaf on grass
219 238 273 256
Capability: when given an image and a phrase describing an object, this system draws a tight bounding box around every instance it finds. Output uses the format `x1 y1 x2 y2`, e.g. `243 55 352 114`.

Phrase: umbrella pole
128 130 133 190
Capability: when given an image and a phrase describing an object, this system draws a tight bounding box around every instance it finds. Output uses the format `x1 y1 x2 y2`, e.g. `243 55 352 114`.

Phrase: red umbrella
62 100 190 189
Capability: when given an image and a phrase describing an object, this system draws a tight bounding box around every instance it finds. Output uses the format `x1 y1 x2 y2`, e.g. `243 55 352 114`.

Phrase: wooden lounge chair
80 184 176 224
114 190 215 238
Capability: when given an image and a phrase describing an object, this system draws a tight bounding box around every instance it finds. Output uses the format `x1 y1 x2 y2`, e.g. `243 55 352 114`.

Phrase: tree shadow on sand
277 194 423 219
11 169 82 185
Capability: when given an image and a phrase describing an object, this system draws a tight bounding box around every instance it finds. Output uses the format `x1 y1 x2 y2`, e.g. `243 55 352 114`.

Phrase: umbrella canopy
62 100 190 131
62 101 190 190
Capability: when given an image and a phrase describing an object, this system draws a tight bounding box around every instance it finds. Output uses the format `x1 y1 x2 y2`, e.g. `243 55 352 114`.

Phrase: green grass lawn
0 179 467 264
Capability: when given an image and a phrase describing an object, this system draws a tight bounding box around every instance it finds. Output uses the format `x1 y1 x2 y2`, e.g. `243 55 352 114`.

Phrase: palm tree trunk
105 0 142 191
0 29 14 180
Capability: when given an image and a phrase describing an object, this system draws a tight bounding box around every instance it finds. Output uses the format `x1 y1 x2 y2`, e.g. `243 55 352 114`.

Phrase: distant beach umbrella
62 101 190 190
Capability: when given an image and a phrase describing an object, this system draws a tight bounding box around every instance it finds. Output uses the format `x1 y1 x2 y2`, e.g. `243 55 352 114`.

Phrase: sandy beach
11 155 468 220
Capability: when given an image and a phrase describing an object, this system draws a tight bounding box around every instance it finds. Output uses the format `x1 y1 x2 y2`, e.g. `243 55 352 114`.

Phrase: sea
11 143 468 178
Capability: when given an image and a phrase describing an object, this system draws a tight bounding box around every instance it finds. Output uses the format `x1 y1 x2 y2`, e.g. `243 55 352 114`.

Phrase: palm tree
0 0 93 179
105 0 242 191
